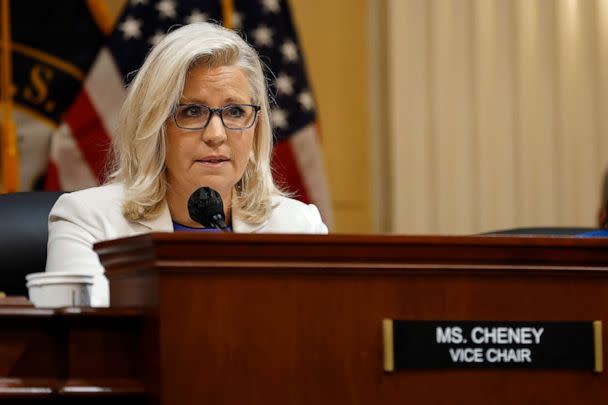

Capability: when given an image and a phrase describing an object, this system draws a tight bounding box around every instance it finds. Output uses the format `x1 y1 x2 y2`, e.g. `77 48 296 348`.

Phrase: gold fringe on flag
86 0 115 36
0 0 19 193
222 0 234 29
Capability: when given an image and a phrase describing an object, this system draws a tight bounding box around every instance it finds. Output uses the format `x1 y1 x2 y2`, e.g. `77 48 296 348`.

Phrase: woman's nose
201 114 228 145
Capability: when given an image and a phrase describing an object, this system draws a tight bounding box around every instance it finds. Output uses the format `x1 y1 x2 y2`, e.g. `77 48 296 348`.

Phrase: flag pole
221 0 234 29
0 0 19 193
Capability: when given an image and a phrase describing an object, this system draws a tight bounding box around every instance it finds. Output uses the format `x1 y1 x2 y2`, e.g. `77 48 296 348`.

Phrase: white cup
26 272 95 308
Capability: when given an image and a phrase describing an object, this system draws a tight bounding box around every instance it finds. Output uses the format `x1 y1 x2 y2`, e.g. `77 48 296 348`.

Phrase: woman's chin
168 171 237 201
192 178 234 198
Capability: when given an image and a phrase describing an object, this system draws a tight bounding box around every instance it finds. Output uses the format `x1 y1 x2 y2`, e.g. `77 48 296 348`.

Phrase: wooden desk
99 234 608 404
2 234 607 404
0 306 146 403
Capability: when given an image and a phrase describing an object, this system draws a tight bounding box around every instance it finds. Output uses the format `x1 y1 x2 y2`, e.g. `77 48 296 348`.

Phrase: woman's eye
225 106 245 118
182 105 203 117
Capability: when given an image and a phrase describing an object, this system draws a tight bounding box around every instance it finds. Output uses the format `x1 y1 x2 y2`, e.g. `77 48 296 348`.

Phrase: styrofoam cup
26 272 95 308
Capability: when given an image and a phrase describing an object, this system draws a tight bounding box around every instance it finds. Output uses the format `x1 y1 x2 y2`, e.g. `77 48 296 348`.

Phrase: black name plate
383 320 602 372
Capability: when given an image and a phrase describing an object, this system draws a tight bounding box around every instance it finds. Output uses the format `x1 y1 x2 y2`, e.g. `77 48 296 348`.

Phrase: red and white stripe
272 123 333 228
46 48 125 190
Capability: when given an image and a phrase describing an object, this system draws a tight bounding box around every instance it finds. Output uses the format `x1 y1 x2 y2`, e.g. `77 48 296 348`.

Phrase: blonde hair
109 22 281 224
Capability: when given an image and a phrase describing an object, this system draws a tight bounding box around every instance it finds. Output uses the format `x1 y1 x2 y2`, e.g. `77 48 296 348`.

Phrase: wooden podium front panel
0 307 146 402
97 234 608 404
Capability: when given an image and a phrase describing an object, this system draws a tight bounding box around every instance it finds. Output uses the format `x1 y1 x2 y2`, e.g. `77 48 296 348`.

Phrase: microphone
187 187 229 231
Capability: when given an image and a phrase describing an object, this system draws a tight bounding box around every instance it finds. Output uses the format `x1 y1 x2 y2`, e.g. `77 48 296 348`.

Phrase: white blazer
46 183 328 306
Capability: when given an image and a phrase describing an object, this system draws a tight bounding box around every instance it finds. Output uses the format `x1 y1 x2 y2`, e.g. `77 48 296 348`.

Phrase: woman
46 23 328 307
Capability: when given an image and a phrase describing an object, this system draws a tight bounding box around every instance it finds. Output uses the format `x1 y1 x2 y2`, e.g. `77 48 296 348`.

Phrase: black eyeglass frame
172 103 262 130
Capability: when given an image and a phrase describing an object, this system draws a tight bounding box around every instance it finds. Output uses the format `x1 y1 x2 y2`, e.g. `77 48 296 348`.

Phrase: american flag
9 0 332 225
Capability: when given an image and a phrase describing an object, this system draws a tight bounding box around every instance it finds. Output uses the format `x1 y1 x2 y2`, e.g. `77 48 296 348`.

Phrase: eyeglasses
173 103 261 130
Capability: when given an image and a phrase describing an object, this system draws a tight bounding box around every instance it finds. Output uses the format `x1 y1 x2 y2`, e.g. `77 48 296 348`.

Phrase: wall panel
432 0 477 234
515 0 560 226
388 0 434 232
387 0 608 233
474 0 518 231
290 0 371 232
556 0 599 225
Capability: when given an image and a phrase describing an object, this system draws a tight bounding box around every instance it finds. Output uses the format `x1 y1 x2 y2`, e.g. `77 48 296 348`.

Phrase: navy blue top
172 222 232 232
576 230 608 237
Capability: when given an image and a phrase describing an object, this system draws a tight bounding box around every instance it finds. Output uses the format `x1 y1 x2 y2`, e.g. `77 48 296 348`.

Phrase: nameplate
383 320 603 372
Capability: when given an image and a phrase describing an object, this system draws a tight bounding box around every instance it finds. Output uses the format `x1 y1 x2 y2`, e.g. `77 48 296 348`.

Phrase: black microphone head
188 187 226 228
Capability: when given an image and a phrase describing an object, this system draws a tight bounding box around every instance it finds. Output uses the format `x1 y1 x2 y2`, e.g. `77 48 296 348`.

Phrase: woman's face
165 64 256 206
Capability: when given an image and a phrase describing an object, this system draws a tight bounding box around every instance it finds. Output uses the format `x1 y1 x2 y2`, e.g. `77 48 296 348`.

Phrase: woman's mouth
196 156 230 167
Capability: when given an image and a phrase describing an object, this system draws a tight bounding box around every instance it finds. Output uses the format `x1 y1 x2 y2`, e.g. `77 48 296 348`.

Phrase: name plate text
383 320 602 372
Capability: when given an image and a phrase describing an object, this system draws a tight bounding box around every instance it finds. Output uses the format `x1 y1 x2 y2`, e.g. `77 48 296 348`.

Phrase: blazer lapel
232 196 283 233
135 199 174 232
